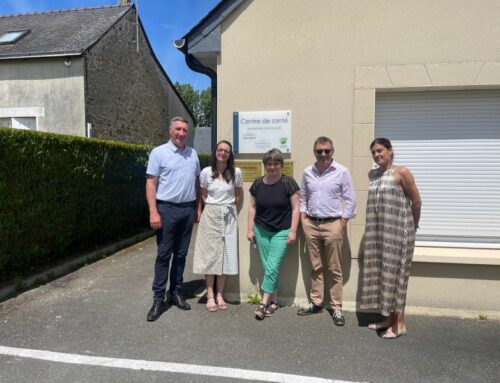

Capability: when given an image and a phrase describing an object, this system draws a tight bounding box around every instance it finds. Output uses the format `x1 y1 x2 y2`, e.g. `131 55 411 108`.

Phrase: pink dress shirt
299 160 356 219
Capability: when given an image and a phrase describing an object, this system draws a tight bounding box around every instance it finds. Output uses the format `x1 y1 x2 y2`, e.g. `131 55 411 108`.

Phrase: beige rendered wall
0 57 86 136
217 0 500 313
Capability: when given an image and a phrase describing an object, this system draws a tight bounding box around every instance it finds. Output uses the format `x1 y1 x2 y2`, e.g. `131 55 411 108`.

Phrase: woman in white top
193 140 243 312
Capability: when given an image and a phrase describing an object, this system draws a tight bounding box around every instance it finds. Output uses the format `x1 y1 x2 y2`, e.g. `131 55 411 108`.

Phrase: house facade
178 0 500 314
0 4 194 146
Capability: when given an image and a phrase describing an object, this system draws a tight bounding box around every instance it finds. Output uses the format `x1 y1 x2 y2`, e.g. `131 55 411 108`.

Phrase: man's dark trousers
152 201 195 301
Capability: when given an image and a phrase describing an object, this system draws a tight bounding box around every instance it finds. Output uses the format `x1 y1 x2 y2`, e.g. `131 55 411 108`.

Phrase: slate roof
0 5 131 59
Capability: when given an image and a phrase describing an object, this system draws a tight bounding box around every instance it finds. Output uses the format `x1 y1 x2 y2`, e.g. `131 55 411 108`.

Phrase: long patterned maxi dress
360 167 416 316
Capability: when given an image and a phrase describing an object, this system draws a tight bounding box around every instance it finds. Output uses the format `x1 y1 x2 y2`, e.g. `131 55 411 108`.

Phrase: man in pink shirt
297 136 356 326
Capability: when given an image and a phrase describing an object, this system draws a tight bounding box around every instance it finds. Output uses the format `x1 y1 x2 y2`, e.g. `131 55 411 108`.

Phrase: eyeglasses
216 148 230 154
315 149 332 155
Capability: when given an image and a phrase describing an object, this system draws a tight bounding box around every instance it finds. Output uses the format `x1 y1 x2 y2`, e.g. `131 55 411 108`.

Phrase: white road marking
0 345 365 383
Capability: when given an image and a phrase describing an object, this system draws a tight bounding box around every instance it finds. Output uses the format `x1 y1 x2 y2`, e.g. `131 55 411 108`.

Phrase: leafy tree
175 82 212 127
198 87 212 127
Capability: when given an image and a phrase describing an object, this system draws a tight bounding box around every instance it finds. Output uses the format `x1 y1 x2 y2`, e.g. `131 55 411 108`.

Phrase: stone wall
85 8 194 146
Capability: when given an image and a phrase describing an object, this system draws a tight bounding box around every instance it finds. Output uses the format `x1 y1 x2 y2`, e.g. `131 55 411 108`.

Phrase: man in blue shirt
145 116 201 321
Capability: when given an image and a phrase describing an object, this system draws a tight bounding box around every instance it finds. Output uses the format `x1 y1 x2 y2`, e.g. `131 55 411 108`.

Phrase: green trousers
254 225 290 294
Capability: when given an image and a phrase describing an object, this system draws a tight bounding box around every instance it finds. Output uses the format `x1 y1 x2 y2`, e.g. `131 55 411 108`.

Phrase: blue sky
0 0 220 90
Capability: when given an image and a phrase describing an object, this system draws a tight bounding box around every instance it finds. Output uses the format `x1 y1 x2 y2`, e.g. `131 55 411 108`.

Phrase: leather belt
306 215 341 223
157 200 195 208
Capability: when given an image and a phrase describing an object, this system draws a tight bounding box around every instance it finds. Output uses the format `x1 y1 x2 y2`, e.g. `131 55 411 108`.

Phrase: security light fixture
173 39 185 49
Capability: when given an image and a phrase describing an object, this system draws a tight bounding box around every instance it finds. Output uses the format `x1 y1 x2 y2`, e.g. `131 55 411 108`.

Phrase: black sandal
265 301 279 317
254 303 267 320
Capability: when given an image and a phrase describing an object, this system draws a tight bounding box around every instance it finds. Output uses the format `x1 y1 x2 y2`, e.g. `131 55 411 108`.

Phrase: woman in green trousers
247 148 300 320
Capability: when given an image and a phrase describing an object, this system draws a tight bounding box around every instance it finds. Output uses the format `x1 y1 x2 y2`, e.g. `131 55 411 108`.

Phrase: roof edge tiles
180 0 244 55
0 5 128 19
0 5 132 60
0 51 84 60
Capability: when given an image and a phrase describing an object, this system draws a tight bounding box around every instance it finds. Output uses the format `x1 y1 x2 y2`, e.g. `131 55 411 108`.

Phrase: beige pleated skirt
193 203 238 275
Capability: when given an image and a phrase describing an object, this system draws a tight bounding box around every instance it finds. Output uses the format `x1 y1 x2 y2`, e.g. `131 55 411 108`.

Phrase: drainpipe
174 39 217 151
185 54 217 152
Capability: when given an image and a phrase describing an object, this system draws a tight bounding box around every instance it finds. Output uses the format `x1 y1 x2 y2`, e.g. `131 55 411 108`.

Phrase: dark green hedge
0 128 152 282
198 152 210 168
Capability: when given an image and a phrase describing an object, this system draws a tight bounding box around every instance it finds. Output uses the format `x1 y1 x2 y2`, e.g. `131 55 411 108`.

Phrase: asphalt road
1 236 499 383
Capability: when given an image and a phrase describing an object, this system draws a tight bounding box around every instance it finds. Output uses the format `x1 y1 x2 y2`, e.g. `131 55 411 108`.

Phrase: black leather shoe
168 293 191 310
147 300 166 322
297 303 322 316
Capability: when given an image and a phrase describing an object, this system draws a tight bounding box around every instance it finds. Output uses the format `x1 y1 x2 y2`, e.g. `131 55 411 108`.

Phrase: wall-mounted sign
282 161 294 178
235 160 263 182
233 110 291 153
235 160 294 181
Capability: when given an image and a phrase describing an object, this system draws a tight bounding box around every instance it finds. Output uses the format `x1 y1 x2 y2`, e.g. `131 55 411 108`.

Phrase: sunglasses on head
315 149 332 155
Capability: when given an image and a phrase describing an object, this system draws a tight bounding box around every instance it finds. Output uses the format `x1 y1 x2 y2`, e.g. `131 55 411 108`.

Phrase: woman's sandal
368 322 391 331
217 295 228 311
382 327 407 339
265 301 279 317
206 296 218 312
255 303 267 320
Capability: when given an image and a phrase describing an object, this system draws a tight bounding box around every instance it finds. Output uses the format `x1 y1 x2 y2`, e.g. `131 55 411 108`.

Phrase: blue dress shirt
146 140 201 203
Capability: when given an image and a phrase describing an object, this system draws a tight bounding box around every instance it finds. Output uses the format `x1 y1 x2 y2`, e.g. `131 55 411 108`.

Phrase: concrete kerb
227 293 500 322
345 301 500 322
0 230 154 303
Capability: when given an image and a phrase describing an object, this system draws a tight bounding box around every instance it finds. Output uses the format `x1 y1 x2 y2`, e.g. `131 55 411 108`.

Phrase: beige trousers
302 218 344 307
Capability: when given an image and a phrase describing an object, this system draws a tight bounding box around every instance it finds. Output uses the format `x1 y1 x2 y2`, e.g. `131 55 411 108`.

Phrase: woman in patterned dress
193 140 243 312
247 149 300 320
361 138 421 339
